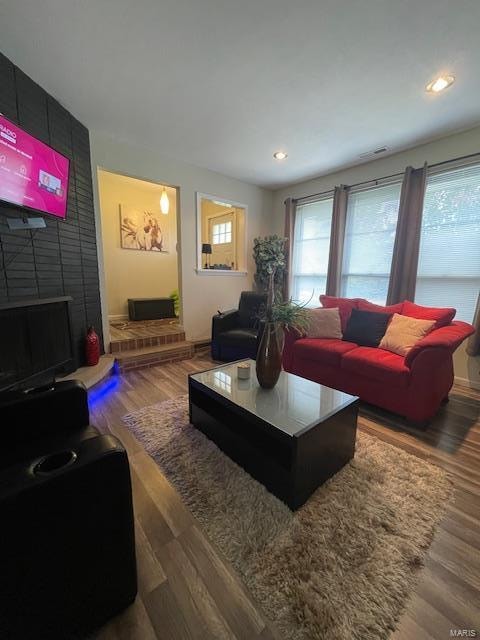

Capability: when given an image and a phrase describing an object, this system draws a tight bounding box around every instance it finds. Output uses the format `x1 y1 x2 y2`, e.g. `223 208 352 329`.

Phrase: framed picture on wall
119 205 169 252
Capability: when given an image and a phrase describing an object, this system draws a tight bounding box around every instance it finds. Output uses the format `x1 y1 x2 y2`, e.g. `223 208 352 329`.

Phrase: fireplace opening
0 296 76 392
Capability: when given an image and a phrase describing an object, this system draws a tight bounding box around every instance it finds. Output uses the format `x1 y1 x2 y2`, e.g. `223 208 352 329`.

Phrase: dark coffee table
188 359 359 509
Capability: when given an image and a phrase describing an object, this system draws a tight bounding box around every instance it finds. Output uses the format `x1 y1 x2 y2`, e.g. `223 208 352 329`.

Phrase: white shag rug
123 396 452 640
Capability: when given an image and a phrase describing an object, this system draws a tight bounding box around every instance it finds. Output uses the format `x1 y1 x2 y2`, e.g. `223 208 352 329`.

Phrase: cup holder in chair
33 450 77 476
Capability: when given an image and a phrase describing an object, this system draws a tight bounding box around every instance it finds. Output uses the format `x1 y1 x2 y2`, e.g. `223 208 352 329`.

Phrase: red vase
85 326 100 366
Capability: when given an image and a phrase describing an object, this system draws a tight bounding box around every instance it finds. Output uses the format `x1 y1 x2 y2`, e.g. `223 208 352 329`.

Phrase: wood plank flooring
90 354 480 639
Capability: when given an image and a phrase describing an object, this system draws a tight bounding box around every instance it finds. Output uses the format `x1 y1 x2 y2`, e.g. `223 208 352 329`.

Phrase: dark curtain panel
466 292 480 356
386 163 428 304
325 185 349 296
283 197 297 300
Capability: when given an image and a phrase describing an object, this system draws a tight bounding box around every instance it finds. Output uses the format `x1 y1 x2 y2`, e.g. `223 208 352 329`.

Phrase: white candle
237 362 251 379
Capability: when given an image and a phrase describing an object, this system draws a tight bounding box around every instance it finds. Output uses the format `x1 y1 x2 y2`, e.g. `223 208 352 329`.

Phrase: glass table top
189 359 358 437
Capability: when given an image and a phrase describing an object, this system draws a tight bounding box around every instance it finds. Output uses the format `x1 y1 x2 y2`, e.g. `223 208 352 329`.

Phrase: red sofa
282 296 475 424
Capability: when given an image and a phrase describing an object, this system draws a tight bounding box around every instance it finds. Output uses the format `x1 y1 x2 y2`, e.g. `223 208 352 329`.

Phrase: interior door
208 211 236 268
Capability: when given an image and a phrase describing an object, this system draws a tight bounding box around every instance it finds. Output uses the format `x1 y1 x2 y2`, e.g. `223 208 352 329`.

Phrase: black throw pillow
343 309 391 347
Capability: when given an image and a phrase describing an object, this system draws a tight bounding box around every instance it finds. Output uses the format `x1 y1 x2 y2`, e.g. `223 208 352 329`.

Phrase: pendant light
160 187 169 215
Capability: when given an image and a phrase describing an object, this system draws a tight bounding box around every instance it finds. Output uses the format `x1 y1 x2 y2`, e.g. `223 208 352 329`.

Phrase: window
341 182 401 304
291 197 334 306
212 221 232 245
415 164 480 322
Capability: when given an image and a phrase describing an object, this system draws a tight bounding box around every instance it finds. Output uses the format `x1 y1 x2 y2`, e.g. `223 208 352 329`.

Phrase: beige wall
98 170 178 319
91 132 273 346
271 125 480 389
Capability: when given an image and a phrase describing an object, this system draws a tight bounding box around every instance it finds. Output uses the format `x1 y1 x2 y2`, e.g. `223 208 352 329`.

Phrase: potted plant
169 289 180 317
253 235 287 301
256 270 309 389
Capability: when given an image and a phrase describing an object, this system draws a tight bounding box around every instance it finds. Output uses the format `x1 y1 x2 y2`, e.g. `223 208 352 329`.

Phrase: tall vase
256 322 282 389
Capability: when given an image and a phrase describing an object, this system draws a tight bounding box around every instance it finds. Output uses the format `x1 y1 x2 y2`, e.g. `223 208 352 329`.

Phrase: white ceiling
1 0 479 189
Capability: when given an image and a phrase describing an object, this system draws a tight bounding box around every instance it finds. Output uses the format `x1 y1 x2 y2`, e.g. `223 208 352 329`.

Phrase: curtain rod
290 150 480 205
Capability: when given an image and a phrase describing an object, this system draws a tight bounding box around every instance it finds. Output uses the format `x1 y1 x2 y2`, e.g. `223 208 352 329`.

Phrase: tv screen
0 114 70 219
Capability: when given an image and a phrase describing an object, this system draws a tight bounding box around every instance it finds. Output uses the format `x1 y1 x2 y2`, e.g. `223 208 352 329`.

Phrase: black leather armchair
211 291 267 361
0 380 137 639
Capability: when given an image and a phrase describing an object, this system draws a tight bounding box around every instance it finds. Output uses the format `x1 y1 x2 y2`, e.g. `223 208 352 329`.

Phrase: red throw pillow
320 295 360 332
402 300 456 328
357 299 404 315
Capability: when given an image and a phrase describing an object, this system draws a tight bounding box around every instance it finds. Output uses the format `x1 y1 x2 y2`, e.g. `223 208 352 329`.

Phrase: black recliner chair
0 380 137 640
211 291 267 361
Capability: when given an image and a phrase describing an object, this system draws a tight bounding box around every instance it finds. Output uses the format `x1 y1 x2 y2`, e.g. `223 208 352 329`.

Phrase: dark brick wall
0 52 103 365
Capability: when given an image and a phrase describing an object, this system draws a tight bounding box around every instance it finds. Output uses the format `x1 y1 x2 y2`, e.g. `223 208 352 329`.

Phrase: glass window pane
212 221 233 245
342 275 390 305
341 182 401 303
292 275 327 307
295 237 331 275
291 198 334 305
416 164 480 321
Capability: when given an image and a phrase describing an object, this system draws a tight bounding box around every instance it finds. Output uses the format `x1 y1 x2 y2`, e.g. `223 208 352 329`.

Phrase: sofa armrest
405 321 475 369
211 309 239 340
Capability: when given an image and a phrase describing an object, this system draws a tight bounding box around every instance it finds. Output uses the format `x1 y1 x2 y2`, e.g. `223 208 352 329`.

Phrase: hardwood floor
90 354 480 639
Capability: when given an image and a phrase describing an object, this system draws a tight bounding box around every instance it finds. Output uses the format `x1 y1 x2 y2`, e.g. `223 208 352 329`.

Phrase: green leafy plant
169 289 180 317
271 298 309 333
259 271 309 334
253 235 286 300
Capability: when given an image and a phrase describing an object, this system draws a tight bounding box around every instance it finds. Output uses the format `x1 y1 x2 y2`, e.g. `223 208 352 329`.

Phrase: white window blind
291 197 334 306
415 163 480 322
341 182 401 304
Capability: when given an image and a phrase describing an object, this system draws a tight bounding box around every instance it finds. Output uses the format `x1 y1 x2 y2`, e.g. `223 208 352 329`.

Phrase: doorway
97 169 181 324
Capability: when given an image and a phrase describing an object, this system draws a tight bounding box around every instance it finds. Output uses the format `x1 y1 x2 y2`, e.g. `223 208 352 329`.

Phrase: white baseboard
454 375 480 391
109 314 129 321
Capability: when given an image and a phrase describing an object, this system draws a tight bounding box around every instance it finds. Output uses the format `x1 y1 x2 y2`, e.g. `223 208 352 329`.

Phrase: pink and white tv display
0 114 70 219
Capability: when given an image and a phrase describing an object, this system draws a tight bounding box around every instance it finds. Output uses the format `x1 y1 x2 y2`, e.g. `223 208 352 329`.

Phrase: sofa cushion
379 313 436 356
320 295 360 332
305 308 342 339
402 300 455 328
343 309 392 347
293 338 358 367
357 299 404 315
341 347 410 388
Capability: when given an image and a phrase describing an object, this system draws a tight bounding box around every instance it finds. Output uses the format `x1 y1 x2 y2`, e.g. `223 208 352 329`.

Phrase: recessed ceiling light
426 75 455 93
273 151 288 160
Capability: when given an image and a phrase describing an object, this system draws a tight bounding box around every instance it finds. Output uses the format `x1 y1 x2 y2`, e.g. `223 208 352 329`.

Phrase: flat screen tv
0 113 70 219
